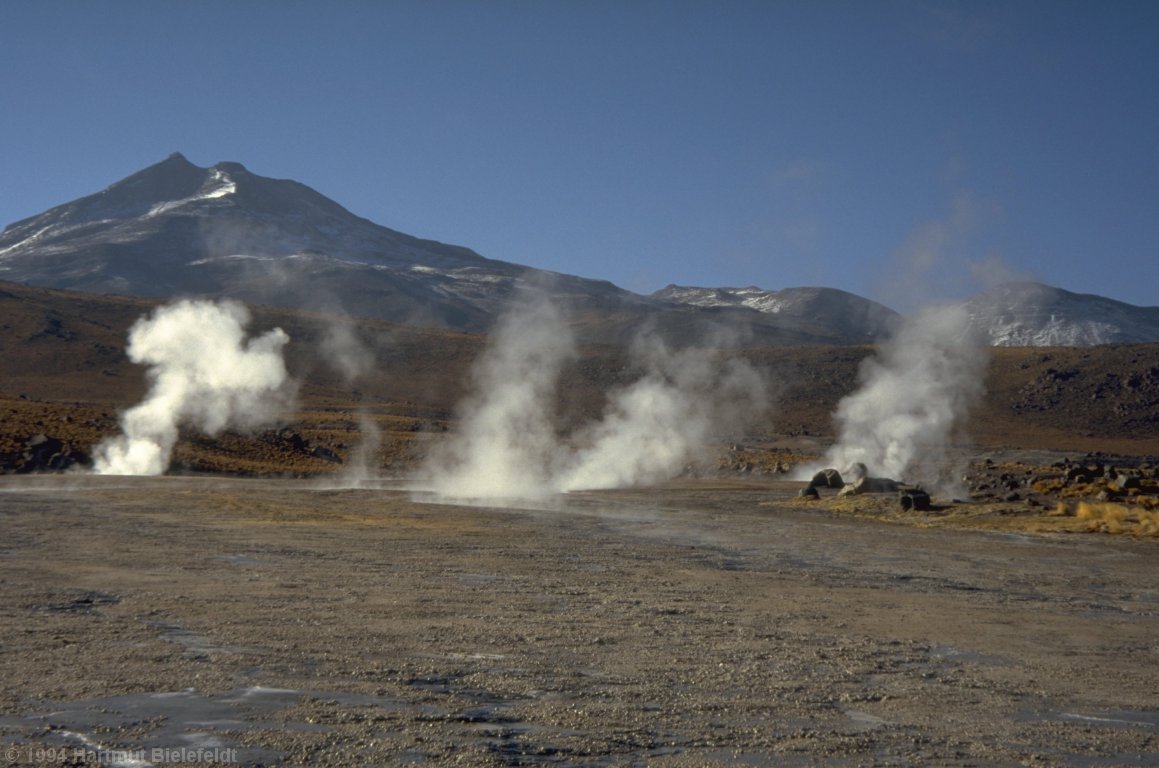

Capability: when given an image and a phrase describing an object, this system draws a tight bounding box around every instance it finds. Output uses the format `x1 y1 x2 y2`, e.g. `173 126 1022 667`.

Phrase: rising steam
318 316 384 487
417 294 575 498
557 338 766 491
93 299 293 475
417 292 768 500
811 304 988 494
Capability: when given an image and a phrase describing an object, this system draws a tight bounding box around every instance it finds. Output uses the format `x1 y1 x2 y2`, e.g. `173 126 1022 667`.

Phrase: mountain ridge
651 284 902 342
959 281 1159 346
2 154 1156 346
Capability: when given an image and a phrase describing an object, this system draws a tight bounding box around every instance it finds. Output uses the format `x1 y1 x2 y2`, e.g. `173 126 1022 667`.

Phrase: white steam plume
418 293 574 499
93 299 293 476
557 339 767 491
318 316 385 487
322 319 375 382
809 304 988 494
417 293 768 500
340 413 383 488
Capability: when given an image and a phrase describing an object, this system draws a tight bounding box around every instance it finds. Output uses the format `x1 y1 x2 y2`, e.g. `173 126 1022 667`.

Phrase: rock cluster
802 464 916 509
963 453 1159 509
0 434 90 473
267 429 343 463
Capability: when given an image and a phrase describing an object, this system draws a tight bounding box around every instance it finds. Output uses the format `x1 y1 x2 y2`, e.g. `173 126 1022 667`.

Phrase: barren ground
2 475 1157 767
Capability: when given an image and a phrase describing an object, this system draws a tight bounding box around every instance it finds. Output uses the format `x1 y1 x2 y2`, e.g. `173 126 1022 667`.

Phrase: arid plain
2 282 1158 766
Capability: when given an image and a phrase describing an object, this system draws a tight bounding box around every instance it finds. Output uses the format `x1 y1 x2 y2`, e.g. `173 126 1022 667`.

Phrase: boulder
1114 473 1142 491
861 476 899 493
798 486 820 500
311 445 342 463
809 468 844 489
1066 463 1103 485
839 476 899 497
10 434 87 473
282 430 310 452
899 489 931 511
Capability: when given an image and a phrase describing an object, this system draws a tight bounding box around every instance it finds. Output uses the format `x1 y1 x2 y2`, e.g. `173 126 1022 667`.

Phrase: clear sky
2 0 1156 311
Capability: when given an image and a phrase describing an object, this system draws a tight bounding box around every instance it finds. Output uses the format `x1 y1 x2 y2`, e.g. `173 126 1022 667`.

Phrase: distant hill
0 154 907 346
2 280 1156 467
652 285 901 343
2 154 1155 347
0 153 554 331
959 282 1159 346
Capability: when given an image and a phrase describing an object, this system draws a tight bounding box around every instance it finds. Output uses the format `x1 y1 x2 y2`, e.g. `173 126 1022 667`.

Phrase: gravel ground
1 475 1157 767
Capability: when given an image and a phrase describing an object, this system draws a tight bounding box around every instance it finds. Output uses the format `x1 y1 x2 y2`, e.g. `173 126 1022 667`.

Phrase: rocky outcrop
899 489 932 511
0 434 90 473
809 468 844 489
838 476 900 497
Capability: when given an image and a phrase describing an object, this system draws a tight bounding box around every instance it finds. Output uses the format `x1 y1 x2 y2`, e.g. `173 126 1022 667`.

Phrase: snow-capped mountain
958 282 1159 346
2 155 1154 347
656 282 1159 347
0 154 896 344
651 285 901 342
0 153 581 331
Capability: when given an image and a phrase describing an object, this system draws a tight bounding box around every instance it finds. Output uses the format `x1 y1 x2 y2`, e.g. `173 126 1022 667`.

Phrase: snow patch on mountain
983 316 1122 346
653 284 902 341
148 168 237 216
3 154 1155 347
960 282 1159 346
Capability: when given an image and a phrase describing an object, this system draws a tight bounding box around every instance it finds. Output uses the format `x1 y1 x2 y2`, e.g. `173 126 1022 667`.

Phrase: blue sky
2 1 1156 311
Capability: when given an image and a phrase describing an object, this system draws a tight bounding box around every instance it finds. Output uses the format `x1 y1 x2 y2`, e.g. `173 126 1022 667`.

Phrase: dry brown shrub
1075 502 1159 537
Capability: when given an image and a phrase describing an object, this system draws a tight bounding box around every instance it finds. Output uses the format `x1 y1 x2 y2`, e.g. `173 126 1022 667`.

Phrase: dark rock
798 486 820 500
1066 469 1093 485
1114 474 1142 491
311 445 342 463
860 476 899 493
809 468 844 489
284 431 309 451
839 476 899 497
899 489 931 511
5 434 87 473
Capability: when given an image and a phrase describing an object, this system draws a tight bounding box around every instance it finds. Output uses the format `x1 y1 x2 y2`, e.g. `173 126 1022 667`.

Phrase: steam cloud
417 292 768 500
556 338 765 492
318 316 384 487
417 295 576 498
812 304 988 494
93 299 293 476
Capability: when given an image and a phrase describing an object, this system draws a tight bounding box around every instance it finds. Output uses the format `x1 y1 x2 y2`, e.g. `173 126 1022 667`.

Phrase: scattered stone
1 433 90 474
809 468 844 489
899 489 931 511
1066 467 1093 485
1114 473 1142 491
311 445 342 463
